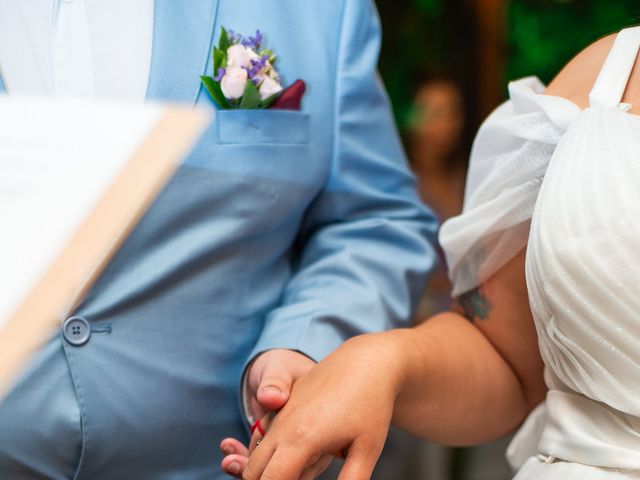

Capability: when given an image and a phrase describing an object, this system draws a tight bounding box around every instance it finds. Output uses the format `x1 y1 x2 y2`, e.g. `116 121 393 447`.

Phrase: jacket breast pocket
217 109 310 145
184 109 319 186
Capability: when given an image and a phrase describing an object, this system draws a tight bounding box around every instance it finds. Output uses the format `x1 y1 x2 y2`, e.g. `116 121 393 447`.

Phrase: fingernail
228 462 240 475
260 385 283 395
222 445 234 455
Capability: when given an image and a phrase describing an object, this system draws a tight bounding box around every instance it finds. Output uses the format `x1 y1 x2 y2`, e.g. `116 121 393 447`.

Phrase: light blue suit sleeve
247 0 438 365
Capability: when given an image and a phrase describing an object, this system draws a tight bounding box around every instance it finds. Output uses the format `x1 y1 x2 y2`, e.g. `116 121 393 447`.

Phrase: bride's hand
221 413 333 478
241 332 408 480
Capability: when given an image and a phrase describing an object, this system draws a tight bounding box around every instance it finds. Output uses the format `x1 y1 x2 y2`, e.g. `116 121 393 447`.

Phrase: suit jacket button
62 316 91 346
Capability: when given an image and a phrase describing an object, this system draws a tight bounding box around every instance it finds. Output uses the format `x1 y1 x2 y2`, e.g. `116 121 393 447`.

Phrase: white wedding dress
440 27 640 478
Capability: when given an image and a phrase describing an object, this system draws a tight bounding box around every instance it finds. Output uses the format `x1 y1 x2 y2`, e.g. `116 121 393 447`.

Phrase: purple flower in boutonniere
201 27 286 110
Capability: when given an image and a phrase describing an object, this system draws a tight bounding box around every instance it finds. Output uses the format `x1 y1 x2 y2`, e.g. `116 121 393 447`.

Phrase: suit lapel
146 0 219 104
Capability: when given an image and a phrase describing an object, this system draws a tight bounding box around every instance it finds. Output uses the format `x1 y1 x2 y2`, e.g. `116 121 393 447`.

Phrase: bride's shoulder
545 33 617 109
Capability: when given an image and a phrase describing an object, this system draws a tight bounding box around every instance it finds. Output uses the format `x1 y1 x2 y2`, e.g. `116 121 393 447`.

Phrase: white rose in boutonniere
220 66 248 100
259 76 283 101
226 44 259 69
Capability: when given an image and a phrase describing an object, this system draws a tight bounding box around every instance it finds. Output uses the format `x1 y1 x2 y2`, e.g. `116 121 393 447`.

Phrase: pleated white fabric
515 455 640 480
441 27 640 478
439 77 580 298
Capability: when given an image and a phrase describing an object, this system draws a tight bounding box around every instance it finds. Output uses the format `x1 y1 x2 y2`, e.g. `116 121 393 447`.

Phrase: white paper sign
0 96 163 326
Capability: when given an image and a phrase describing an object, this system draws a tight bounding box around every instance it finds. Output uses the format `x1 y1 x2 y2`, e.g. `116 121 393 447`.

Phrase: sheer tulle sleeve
439 77 581 297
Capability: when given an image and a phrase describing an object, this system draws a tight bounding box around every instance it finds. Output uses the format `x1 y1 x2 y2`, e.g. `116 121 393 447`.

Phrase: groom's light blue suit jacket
0 1 437 479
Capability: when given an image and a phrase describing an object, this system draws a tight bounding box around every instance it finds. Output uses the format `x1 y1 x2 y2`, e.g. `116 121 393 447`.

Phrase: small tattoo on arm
456 287 492 322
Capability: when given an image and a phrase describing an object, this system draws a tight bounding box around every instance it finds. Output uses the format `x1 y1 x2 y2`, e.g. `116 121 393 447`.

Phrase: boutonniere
201 27 306 110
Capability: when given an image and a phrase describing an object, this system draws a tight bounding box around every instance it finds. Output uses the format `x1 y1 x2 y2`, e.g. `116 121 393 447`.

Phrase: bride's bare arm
240 250 545 480
392 248 545 444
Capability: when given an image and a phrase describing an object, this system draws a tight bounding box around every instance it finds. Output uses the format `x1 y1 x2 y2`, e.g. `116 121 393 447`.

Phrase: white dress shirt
0 0 154 101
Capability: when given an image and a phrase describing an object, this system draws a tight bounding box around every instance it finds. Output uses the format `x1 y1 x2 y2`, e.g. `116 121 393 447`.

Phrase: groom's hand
220 349 315 477
245 349 316 420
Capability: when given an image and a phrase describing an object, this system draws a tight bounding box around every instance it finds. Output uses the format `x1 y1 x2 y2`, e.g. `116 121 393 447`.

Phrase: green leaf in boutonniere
201 75 231 109
213 47 227 73
219 27 231 53
239 81 261 109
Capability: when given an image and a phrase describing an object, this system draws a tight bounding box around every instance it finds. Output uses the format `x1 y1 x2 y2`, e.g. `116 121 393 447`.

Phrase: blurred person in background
406 72 467 319
407 73 466 222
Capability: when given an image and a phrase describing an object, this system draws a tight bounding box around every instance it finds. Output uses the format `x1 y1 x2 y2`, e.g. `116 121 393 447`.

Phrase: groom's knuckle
287 424 312 444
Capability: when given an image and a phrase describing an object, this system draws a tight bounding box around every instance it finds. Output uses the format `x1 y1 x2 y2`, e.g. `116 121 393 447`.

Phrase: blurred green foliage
507 0 640 83
375 0 640 130
375 0 474 130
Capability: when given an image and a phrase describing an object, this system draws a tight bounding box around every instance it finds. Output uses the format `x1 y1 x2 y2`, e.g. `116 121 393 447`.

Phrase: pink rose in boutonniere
201 28 304 110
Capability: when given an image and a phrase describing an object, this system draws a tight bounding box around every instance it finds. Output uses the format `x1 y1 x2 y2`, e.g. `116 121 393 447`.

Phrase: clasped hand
221 335 403 480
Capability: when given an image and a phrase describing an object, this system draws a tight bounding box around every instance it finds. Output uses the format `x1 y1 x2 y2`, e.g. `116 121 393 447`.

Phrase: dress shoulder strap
589 27 640 108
